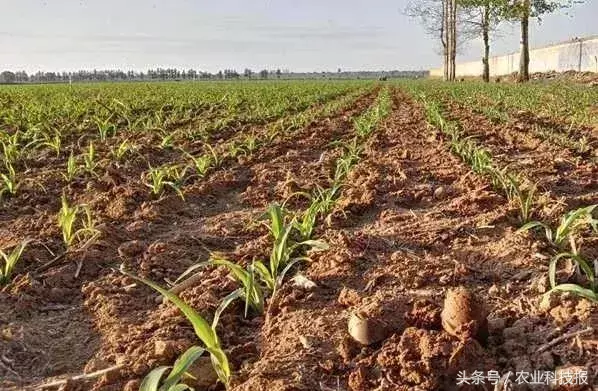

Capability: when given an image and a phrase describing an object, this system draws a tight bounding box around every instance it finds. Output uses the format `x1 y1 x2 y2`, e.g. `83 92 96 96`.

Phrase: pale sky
0 0 596 73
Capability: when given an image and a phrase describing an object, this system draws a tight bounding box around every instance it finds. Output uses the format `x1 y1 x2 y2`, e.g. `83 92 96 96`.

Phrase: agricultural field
0 79 597 390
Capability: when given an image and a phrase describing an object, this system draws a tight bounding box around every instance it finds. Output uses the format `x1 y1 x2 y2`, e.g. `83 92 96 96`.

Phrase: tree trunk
444 0 457 81
442 0 449 81
450 0 457 80
482 5 490 82
518 0 530 82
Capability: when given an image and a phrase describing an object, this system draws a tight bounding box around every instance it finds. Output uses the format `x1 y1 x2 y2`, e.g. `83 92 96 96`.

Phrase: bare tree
406 0 477 81
459 0 505 82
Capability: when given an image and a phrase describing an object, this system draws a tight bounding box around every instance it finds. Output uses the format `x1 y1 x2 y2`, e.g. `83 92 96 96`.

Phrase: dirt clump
441 287 488 343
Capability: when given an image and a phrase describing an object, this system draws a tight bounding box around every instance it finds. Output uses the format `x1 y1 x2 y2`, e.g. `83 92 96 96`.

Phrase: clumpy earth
1 86 596 390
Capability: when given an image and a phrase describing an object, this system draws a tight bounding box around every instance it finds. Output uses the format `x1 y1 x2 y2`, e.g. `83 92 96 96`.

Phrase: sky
0 0 596 73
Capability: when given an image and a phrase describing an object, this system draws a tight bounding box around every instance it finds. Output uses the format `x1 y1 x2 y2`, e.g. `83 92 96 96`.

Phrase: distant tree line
0 68 427 84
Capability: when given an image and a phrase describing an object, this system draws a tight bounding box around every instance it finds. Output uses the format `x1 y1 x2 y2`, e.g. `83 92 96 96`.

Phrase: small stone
154 340 177 360
433 186 447 199
299 335 316 349
117 240 145 257
123 380 141 391
292 274 317 290
348 312 389 346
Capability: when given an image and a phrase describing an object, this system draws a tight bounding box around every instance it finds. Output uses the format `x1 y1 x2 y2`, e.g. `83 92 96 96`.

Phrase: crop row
116 86 392 390
0 83 369 204
0 81 363 136
404 83 598 306
401 80 597 157
0 81 362 179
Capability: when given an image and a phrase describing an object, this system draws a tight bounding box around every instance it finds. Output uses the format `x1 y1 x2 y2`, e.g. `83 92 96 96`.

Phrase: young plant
0 241 28 285
333 138 362 184
62 151 81 182
42 132 62 157
503 174 537 224
159 131 177 149
518 205 597 248
254 204 328 296
177 257 265 317
547 252 597 302
241 134 258 154
577 136 590 155
111 138 134 161
94 115 116 142
139 346 206 391
183 145 219 178
83 141 98 174
0 133 21 165
0 163 19 199
144 165 186 200
119 265 231 388
290 186 340 240
227 142 244 159
57 194 99 248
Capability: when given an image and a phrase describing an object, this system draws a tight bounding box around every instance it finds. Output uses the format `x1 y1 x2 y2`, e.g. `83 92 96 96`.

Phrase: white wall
430 36 598 77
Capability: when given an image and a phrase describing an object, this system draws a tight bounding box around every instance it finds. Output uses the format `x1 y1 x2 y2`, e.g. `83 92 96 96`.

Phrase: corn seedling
546 252 597 302
503 174 537 223
94 115 116 142
290 186 340 240
160 131 177 149
518 205 597 248
242 134 258 154
57 194 100 248
177 257 265 317
0 240 28 285
83 141 97 174
139 345 206 391
62 151 81 182
353 115 376 138
111 138 134 161
255 204 328 296
0 133 21 165
119 265 231 388
42 132 62 157
293 198 321 241
577 136 590 154
0 163 19 198
144 165 186 200
228 142 245 159
333 139 362 184
183 145 219 178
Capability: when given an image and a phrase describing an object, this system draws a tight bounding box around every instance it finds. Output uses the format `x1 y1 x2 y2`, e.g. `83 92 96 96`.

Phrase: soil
442 99 598 224
1 87 596 391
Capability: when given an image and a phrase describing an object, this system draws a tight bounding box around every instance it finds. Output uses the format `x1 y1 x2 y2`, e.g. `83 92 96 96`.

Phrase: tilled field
1 81 597 391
